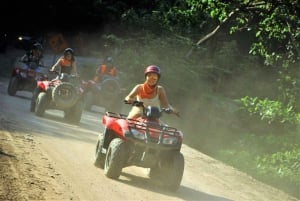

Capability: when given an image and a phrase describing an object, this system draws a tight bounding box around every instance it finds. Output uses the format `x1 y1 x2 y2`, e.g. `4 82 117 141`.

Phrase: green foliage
256 147 300 197
216 133 300 198
256 149 300 180
240 96 298 126
253 1 300 65
201 1 300 67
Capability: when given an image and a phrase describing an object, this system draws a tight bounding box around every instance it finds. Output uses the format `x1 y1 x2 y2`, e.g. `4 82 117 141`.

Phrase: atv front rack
106 112 182 146
105 111 181 137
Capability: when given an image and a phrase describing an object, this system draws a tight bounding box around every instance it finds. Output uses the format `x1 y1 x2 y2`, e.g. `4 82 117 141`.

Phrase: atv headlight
131 129 146 140
162 136 178 145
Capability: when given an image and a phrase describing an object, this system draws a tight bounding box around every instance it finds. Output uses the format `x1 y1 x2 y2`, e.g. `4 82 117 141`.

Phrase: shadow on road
118 172 234 201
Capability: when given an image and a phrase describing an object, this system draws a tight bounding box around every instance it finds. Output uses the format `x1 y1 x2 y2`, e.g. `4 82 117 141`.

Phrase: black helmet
64 48 74 55
32 42 43 52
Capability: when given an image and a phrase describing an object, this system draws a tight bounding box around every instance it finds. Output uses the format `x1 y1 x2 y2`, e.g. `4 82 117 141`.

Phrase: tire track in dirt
0 116 77 201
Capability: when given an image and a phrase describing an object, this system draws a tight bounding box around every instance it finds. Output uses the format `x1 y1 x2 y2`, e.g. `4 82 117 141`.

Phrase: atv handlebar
124 100 143 107
48 70 79 78
124 100 179 117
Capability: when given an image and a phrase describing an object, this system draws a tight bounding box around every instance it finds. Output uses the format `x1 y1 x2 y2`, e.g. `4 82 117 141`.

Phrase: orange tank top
60 58 72 67
60 58 73 74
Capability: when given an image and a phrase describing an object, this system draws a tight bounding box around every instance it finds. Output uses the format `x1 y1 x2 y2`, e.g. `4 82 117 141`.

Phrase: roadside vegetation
3 0 300 199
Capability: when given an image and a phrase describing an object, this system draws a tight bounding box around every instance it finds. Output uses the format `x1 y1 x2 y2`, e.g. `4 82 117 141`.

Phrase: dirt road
0 76 299 201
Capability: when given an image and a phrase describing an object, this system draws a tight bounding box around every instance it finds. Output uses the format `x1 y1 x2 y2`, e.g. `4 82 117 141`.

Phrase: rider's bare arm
19 54 29 63
124 84 141 103
158 86 180 117
50 57 62 72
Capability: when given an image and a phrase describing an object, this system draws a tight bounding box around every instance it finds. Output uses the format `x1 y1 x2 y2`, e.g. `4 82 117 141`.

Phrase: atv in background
93 100 184 191
7 60 48 96
83 75 125 113
30 71 85 124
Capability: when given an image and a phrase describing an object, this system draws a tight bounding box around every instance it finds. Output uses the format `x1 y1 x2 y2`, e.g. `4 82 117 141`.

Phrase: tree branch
185 8 240 58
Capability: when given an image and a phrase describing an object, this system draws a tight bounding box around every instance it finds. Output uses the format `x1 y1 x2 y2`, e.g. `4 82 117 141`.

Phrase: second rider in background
20 42 44 68
50 48 78 76
93 56 117 83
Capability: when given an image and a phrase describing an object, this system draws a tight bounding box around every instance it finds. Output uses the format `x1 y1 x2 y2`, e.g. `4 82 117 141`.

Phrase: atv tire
104 138 126 179
35 92 48 117
7 77 19 96
94 133 105 168
149 152 184 192
30 88 41 112
101 78 121 97
52 83 77 109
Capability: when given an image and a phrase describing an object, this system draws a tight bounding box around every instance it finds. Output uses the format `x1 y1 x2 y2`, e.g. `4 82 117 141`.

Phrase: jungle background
1 0 300 199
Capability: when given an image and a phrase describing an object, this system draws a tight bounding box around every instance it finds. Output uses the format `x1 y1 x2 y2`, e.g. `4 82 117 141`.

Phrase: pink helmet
144 65 161 78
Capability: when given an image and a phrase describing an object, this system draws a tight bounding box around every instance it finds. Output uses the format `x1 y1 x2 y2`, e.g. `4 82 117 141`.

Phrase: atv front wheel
101 78 121 97
30 88 41 112
7 77 19 96
35 92 48 117
104 138 126 179
149 152 184 192
93 133 105 168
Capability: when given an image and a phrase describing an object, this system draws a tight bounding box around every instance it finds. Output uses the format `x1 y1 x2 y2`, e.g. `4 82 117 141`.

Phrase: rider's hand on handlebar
172 108 180 117
164 108 180 117
124 99 137 104
124 99 132 104
124 100 144 107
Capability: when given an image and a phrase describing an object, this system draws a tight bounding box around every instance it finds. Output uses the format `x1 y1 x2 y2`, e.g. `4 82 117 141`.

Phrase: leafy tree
170 1 300 127
156 2 299 83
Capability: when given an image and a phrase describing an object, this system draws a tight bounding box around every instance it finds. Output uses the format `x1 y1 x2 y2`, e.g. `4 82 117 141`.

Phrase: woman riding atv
124 65 179 119
50 48 78 76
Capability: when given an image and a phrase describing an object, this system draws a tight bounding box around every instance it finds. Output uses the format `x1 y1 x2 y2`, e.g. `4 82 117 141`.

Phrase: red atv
7 60 48 96
30 71 86 124
93 100 184 191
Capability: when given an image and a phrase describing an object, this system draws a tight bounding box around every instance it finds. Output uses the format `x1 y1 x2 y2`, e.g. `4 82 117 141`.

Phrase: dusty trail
0 50 299 201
